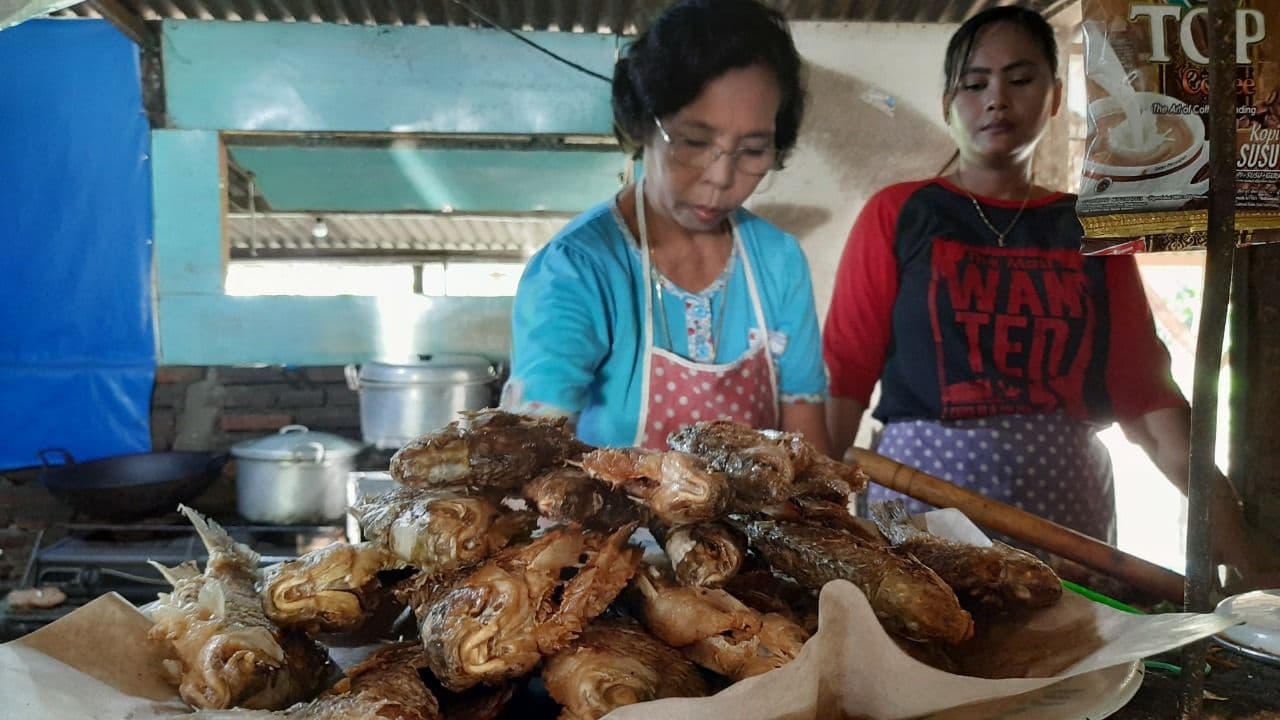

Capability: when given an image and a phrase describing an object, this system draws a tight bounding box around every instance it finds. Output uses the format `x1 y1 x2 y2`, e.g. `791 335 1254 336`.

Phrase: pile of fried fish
146 410 1063 720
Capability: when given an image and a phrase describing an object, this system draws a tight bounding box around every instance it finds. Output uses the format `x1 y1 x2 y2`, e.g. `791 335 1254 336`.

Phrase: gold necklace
956 174 1033 247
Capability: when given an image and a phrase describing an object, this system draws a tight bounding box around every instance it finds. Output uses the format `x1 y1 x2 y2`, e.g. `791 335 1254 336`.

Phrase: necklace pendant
958 177 1031 249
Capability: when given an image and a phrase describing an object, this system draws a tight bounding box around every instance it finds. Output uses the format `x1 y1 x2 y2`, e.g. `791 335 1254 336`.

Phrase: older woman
502 0 828 452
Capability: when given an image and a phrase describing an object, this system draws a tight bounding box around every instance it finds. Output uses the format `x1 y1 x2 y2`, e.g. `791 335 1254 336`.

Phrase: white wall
748 22 959 323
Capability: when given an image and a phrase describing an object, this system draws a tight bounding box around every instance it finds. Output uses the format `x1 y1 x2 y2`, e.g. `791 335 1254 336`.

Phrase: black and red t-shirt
823 178 1186 424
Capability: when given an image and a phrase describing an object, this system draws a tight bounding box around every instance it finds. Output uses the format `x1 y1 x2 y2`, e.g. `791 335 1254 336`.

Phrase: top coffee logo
1129 4 1265 64
1078 0 1280 252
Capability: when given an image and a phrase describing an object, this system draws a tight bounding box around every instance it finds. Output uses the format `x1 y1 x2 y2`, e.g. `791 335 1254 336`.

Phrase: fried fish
736 518 974 644
667 421 796 510
523 464 645 529
543 617 708 720
663 522 745 589
722 568 819 635
351 486 535 574
667 421 868 510
630 565 807 680
681 611 808 680
390 410 592 491
870 500 1062 613
577 448 732 525
149 506 329 710
194 643 442 720
261 542 390 635
400 525 642 692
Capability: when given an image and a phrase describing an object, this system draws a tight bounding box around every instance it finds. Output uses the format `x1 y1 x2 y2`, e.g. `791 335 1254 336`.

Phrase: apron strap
635 180 655 444
734 221 781 420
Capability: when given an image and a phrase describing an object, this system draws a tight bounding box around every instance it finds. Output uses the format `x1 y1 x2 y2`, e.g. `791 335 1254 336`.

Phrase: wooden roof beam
86 0 158 49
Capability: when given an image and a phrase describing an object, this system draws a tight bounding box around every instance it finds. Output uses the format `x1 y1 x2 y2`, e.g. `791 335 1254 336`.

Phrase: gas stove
1 521 345 640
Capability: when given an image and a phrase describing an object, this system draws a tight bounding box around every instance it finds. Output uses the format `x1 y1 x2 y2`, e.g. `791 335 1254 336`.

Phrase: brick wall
152 365 361 453
1 365 364 592
0 475 72 586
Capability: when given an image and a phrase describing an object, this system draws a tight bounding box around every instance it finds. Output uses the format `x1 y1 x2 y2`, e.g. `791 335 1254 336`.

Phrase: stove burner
1 521 346 640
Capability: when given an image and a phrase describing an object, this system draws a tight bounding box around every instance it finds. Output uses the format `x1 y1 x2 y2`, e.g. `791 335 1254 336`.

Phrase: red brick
151 383 186 409
151 424 176 452
0 485 62 512
278 389 325 408
156 366 205 384
223 431 270 446
14 518 59 531
221 412 294 432
224 385 284 408
0 530 35 550
8 500 70 524
217 366 287 384
291 406 360 429
326 387 360 407
303 367 350 383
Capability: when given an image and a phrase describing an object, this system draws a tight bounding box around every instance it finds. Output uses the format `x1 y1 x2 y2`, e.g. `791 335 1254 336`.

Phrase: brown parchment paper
0 549 1240 720
0 592 189 718
602 579 1236 720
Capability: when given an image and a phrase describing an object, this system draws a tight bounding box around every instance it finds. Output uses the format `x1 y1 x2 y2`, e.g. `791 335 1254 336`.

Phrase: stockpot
231 425 364 524
345 354 497 450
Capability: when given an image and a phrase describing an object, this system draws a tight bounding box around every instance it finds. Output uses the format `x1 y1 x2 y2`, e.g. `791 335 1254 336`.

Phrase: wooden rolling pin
852 448 1186 604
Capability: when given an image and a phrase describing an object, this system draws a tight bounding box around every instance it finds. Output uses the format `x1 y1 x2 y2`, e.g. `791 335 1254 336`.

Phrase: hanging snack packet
1078 0 1280 253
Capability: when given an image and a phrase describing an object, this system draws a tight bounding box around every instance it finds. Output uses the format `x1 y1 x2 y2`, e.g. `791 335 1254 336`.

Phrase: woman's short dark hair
612 0 805 160
943 6 1058 96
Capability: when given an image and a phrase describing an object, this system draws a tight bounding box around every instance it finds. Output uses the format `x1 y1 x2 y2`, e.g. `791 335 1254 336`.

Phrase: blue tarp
0 19 155 470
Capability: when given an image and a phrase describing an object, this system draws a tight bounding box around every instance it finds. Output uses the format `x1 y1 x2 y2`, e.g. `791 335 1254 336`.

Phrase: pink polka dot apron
632 181 779 450
865 413 1116 545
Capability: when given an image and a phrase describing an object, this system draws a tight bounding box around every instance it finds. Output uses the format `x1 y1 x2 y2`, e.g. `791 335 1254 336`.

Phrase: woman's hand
781 401 830 457
1211 482 1280 594
1122 406 1280 592
825 397 866 463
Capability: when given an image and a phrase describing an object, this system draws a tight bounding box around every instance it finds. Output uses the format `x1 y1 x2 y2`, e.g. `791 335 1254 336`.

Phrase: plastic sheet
0 0 81 31
0 20 155 470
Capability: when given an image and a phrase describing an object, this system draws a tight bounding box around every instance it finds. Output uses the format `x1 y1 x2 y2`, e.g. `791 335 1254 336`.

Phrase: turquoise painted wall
163 20 617 134
153 20 623 365
230 145 624 213
154 130 223 297
158 293 515 366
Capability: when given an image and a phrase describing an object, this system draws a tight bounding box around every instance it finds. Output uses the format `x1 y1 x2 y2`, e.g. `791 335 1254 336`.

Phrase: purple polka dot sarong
864 413 1116 545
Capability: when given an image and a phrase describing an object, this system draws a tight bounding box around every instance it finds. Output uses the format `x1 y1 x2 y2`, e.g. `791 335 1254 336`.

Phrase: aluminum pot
231 425 364 524
346 354 497 450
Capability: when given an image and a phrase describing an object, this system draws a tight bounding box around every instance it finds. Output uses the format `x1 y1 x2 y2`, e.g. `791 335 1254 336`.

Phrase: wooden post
1180 1 1238 717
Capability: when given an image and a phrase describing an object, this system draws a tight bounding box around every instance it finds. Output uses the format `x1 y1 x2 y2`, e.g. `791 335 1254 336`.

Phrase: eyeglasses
653 117 778 176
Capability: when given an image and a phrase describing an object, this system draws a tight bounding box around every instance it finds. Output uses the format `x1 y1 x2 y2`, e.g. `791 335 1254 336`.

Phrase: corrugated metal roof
226 212 569 258
56 0 1067 31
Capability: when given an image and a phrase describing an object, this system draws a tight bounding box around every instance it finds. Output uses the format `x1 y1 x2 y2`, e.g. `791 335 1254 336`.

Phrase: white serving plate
1214 588 1280 665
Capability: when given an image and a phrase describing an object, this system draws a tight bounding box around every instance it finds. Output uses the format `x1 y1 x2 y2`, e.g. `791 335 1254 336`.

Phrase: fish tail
178 504 261 569
148 559 198 587
869 500 917 545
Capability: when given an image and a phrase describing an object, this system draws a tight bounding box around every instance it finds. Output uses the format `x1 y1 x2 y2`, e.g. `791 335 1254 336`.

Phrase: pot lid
231 425 364 462
357 354 496 384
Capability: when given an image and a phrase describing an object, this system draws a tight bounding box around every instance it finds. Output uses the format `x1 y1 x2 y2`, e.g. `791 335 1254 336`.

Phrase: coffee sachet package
1078 0 1280 253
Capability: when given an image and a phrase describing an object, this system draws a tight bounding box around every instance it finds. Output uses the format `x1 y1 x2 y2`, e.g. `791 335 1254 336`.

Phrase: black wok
37 448 229 522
